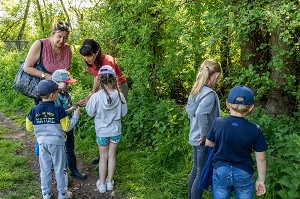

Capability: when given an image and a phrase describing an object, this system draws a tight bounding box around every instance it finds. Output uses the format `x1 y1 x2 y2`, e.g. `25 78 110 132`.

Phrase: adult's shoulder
102 54 116 62
102 54 114 59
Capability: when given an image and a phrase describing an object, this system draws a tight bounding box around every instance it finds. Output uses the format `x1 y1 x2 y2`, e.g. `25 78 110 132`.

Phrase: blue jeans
213 166 254 199
188 145 208 199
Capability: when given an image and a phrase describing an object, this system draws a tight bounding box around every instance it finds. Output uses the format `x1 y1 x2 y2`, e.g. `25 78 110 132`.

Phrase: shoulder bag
12 40 50 99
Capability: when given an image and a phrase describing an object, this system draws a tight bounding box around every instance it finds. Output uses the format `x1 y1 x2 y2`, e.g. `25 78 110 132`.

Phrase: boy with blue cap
206 85 267 198
26 80 80 199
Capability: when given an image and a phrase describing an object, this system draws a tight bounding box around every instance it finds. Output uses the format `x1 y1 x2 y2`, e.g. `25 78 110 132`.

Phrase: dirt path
0 111 125 199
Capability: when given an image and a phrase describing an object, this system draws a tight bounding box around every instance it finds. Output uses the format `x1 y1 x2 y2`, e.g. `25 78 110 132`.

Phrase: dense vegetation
0 0 299 198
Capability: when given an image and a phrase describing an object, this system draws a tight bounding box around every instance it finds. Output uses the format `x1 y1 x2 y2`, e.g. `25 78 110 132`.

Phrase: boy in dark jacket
206 85 267 198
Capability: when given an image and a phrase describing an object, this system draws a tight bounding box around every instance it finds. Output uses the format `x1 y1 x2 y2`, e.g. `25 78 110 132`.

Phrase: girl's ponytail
191 59 221 96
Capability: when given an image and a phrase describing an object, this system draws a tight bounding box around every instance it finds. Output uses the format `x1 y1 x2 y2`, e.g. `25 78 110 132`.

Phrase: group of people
23 20 267 199
186 60 267 199
24 21 128 199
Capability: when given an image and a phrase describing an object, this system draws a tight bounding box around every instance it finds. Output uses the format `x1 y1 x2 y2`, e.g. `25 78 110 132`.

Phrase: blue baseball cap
99 65 116 75
37 80 58 96
227 85 254 105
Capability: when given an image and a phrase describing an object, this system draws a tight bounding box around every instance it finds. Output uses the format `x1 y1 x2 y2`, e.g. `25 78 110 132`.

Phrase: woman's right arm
23 40 50 79
92 76 100 93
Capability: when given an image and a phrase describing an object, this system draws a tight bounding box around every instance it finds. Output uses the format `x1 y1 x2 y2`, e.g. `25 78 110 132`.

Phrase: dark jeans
188 145 208 199
65 130 75 158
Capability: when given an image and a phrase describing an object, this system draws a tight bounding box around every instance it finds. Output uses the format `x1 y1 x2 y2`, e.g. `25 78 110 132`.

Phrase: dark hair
99 74 125 104
52 21 70 33
79 39 102 69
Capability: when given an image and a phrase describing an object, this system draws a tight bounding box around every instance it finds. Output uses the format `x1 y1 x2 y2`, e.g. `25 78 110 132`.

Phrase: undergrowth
0 49 299 198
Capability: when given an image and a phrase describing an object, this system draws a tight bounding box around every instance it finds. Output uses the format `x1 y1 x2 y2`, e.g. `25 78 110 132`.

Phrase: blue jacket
198 146 215 190
26 101 79 145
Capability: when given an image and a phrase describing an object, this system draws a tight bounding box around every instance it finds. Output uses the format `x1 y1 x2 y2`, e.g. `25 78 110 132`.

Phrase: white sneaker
43 193 51 199
58 193 65 199
106 181 114 191
96 180 106 193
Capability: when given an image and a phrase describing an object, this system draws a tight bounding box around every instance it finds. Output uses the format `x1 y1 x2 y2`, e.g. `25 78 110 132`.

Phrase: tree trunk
59 0 72 30
17 0 31 40
42 0 49 29
265 1 296 115
35 0 45 35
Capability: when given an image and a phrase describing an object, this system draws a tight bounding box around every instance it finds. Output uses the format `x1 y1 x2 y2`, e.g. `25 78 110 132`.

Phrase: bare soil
0 111 125 199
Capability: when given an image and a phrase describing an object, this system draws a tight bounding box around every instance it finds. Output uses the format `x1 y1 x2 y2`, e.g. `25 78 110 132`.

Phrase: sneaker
106 181 114 191
43 193 51 199
58 193 65 199
96 180 106 193
58 191 72 199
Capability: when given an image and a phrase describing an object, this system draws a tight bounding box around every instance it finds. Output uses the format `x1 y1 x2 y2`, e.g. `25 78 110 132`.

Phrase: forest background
0 0 299 198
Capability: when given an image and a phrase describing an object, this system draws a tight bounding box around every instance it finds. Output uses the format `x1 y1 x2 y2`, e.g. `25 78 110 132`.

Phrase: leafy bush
248 108 300 198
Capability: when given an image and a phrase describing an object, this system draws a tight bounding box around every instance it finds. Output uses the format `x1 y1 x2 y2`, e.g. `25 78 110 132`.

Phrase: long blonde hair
191 59 221 96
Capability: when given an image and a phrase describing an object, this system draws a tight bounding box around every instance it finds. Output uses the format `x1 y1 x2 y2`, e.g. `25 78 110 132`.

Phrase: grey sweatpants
39 143 66 196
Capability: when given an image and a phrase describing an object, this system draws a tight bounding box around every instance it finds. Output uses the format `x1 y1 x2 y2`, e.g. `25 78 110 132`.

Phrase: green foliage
0 0 300 197
248 108 300 198
0 49 33 113
0 138 36 198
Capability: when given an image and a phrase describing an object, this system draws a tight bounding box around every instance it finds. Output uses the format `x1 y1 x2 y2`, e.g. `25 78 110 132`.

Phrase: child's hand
198 138 206 146
255 180 266 196
67 106 76 113
75 98 88 107
74 107 81 116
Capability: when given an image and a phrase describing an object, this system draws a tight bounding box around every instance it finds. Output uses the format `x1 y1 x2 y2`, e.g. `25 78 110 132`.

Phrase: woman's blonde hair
52 21 70 34
191 59 221 96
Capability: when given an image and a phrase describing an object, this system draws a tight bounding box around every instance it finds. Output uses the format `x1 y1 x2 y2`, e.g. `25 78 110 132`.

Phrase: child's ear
248 104 255 113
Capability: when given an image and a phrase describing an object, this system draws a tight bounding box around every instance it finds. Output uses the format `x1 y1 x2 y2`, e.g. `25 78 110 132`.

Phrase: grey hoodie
86 90 128 138
185 86 220 146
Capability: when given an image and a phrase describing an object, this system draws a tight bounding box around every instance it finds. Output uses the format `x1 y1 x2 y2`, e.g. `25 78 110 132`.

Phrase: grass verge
0 102 38 199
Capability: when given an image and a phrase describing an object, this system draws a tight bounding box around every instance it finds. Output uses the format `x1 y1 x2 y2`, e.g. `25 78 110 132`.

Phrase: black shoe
70 170 87 180
67 157 87 180
91 155 100 164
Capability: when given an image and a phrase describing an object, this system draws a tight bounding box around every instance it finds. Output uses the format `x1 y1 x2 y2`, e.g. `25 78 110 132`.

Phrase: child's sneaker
43 193 51 199
96 180 106 193
106 181 114 191
58 191 72 199
58 193 65 199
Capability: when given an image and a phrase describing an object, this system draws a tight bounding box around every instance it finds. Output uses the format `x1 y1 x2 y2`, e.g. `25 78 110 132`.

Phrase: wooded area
1 0 299 115
0 0 299 198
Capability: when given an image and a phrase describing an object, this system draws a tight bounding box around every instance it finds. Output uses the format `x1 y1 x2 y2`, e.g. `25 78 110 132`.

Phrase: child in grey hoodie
185 59 222 199
85 65 127 194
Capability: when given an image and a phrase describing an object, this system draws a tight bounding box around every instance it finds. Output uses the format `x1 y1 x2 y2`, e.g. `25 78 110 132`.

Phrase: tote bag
12 40 50 99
